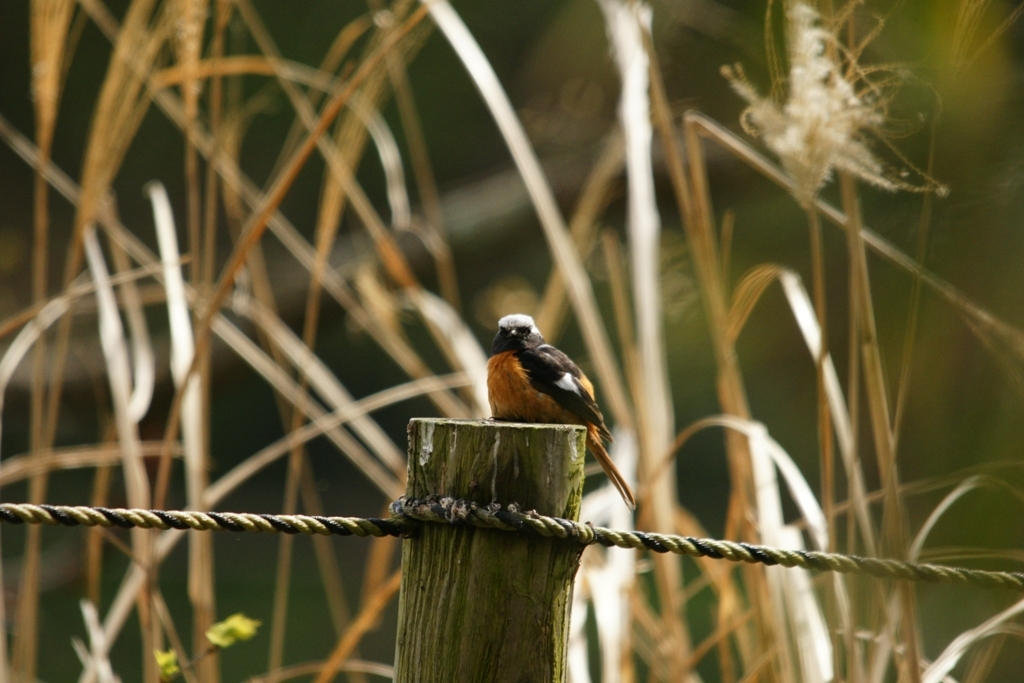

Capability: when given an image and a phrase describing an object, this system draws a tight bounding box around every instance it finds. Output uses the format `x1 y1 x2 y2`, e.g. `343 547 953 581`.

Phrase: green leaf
205 613 262 649
154 649 180 682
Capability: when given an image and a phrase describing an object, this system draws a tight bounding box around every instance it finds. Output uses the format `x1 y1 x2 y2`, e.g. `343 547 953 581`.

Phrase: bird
486 313 636 510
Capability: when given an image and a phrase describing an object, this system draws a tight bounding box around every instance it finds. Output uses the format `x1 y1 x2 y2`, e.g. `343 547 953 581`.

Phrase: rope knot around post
390 494 600 544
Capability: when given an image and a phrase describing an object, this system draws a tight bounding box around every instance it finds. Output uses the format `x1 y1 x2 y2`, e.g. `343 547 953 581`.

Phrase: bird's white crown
498 313 540 336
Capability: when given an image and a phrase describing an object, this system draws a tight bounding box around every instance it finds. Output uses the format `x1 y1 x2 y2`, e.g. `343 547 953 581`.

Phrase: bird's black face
491 314 544 355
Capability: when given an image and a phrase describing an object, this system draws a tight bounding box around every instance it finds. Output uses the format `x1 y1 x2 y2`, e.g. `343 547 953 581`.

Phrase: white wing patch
554 372 580 395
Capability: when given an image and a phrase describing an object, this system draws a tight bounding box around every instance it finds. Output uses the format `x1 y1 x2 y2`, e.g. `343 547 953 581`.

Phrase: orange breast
487 351 582 426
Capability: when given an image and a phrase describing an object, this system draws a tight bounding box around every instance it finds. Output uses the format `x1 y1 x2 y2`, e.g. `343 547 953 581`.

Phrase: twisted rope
3 498 1022 592
391 497 1024 591
0 502 404 538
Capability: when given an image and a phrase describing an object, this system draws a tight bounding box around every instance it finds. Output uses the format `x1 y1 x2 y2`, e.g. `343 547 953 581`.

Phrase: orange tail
587 427 636 510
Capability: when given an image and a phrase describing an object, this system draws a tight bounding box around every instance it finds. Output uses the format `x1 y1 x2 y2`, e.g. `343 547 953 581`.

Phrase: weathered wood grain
394 418 586 683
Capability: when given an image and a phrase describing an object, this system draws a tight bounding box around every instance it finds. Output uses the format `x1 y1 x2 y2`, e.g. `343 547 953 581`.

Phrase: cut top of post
406 418 586 521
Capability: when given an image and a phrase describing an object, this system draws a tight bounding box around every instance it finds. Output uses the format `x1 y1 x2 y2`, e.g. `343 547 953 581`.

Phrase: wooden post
394 418 586 682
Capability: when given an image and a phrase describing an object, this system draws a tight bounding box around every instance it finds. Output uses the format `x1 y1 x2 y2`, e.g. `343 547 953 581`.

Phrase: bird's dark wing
518 344 608 434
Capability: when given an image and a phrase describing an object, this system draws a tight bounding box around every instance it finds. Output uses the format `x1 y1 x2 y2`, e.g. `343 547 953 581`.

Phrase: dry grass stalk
427 0 632 428
695 3 1024 680
208 313 403 497
158 4 432 493
72 601 120 683
534 129 625 344
922 596 1024 683
684 111 1024 390
28 0 76 504
374 5 460 312
218 99 470 418
656 53 781 683
152 590 201 683
0 12 448 679
84 366 457 681
27 8 170 677
86 460 112 608
684 5 884 677
6 291 71 680
949 0 1024 72
242 5 486 430
16 1 113 678
312 570 402 683
173 2 217 673
202 51 469 429
24 11 76 662
214 22 421 641
238 295 406 473
148 181 214 681
244 659 394 683
599 3 688 680
601 232 641 436
84 223 157 681
5 103 465 474
202 373 469 508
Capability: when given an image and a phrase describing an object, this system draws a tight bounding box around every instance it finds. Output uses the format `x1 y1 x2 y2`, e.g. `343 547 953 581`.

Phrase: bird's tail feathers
587 430 636 511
